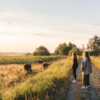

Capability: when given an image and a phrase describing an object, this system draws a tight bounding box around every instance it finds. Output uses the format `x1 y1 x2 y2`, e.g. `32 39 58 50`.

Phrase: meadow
91 56 100 72
0 55 63 64
0 56 74 100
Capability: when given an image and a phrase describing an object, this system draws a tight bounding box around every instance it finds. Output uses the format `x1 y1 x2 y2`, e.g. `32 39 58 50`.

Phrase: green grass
0 55 65 64
2 57 72 100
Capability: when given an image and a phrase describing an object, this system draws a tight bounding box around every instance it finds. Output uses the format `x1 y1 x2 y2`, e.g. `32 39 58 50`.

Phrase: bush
68 49 82 56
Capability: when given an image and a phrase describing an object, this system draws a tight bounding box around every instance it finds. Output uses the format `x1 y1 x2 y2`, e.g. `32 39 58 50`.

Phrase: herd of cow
24 60 50 74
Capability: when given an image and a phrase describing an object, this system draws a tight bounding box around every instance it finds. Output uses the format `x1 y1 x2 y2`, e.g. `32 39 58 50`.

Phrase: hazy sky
0 0 100 53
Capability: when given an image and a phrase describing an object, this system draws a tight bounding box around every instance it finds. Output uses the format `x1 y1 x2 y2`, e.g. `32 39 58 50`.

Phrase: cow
37 60 43 64
64 57 66 59
24 64 32 74
42 62 50 70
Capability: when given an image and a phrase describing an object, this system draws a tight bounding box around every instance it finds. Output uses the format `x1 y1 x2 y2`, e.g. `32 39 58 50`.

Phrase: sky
0 0 100 53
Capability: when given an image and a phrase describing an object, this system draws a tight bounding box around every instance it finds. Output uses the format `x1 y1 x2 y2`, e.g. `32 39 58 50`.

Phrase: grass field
0 57 74 100
91 56 100 72
0 55 64 64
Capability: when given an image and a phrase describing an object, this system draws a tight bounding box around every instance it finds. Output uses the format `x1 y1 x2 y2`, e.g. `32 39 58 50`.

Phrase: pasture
0 55 70 100
0 55 63 64
0 56 74 100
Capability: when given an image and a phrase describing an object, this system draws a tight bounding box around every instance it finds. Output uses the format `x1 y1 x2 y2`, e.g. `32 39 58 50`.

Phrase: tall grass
0 64 44 91
2 58 73 100
91 56 100 72
0 55 64 64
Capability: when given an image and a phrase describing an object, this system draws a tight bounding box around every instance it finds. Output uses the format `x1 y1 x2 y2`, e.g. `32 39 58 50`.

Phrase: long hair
83 51 91 62
72 52 77 63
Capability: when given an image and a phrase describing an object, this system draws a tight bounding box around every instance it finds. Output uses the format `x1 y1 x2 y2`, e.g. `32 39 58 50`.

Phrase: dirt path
66 59 82 100
75 65 100 100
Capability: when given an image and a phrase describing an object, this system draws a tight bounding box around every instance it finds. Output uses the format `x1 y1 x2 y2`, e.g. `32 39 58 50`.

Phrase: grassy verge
0 55 65 64
2 58 73 100
91 56 100 72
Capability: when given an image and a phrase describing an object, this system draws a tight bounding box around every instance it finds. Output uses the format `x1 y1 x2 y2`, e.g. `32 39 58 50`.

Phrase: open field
0 64 44 89
0 57 74 100
0 55 65 64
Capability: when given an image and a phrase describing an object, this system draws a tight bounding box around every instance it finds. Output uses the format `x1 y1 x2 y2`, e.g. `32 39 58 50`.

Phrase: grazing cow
37 60 43 64
43 62 50 70
24 64 32 74
64 57 66 59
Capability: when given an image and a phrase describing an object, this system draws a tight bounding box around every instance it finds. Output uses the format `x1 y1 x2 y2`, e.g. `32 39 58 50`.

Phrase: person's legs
72 69 77 83
72 69 76 80
87 74 89 86
84 75 87 86
82 74 89 89
84 74 89 86
74 69 77 80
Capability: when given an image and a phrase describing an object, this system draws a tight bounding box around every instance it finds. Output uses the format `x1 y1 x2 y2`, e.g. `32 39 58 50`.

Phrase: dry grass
1 58 73 100
91 56 100 72
0 64 44 92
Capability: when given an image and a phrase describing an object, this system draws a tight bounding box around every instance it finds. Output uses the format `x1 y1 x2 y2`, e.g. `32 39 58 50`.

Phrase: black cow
43 62 50 70
37 60 43 64
24 64 32 74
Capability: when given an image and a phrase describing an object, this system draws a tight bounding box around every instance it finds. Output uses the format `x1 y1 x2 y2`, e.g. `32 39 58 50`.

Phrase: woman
72 52 78 83
81 51 92 89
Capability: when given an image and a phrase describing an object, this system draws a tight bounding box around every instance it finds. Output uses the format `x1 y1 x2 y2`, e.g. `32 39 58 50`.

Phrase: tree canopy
53 42 77 55
87 35 100 55
33 46 50 56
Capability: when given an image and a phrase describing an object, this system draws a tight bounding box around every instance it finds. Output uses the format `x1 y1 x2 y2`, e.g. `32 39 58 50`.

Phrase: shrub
68 49 82 56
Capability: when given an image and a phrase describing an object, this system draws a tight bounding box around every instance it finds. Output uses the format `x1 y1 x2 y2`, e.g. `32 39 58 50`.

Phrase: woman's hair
72 52 77 58
83 51 91 62
72 52 77 63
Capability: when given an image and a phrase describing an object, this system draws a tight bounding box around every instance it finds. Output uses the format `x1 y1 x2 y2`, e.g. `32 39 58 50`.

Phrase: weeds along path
89 69 100 100
92 66 100 79
75 66 100 100
66 58 82 100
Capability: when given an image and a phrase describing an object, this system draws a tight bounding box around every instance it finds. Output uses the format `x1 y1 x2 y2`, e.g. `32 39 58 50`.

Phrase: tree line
32 35 100 56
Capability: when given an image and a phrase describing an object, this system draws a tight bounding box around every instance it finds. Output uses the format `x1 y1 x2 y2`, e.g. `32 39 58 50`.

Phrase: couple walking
71 51 92 89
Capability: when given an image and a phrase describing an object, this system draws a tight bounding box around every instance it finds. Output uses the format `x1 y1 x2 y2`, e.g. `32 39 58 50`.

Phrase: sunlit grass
91 56 100 72
2 57 73 100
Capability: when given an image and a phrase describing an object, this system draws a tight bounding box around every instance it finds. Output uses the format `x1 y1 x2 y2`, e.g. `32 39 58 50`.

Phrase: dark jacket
72 57 78 69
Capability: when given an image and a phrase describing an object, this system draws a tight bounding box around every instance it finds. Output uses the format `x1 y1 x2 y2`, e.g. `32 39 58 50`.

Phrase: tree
25 53 32 56
53 42 77 55
87 35 100 55
33 46 50 56
81 44 85 52
68 49 82 56
53 48 59 55
57 43 67 55
68 49 78 56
